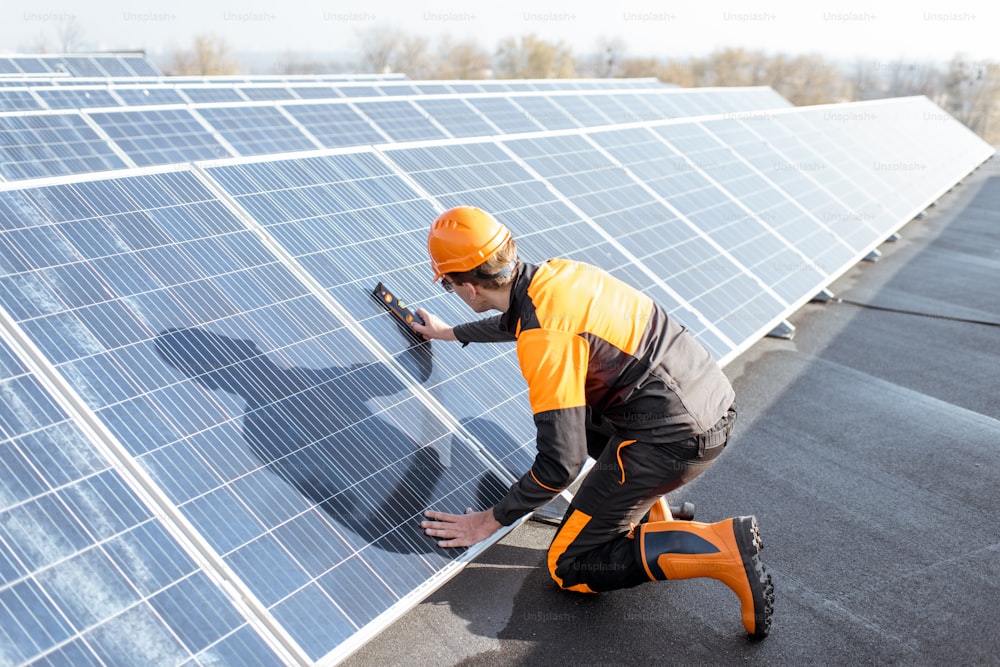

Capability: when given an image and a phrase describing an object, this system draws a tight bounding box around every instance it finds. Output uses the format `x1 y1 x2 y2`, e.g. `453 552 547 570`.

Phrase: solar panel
205 149 539 480
587 126 819 305
60 57 105 78
0 325 290 665
287 86 342 100
1 86 791 182
546 94 614 127
509 95 580 131
352 101 448 143
338 85 383 98
238 87 296 102
649 122 852 276
0 89 43 112
34 88 121 110
94 57 132 78
698 116 880 252
111 87 188 107
465 97 545 134
179 87 247 104
0 167 510 664
87 108 234 166
0 114 129 181
122 57 163 77
411 98 499 138
8 58 50 75
578 92 632 124
281 103 388 147
668 124 857 276
194 106 318 156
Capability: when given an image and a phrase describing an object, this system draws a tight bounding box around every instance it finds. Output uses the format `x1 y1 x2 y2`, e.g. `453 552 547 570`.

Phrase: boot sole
733 516 774 639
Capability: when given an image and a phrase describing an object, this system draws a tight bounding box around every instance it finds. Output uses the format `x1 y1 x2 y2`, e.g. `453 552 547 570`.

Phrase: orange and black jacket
453 259 735 526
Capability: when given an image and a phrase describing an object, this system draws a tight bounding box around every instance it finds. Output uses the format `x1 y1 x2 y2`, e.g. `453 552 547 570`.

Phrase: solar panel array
0 54 161 78
0 86 790 182
0 60 993 666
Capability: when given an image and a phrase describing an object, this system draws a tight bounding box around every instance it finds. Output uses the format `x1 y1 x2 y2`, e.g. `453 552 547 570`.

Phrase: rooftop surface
343 156 1000 666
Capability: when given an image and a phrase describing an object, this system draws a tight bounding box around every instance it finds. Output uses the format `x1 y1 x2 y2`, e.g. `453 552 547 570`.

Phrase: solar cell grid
35 88 120 110
579 93 632 125
195 106 317 156
795 101 947 216
179 87 246 103
282 102 388 148
0 167 509 664
288 85 342 100
62 57 105 78
0 330 287 665
11 58 50 75
650 122 850 277
239 86 296 102
111 87 188 107
412 98 499 138
95 57 132 78
589 126 817 305
0 114 128 181
734 112 889 245
352 100 448 143
88 108 233 167
207 150 537 476
509 95 580 131
0 90 44 112
770 111 900 229
465 97 544 134
547 95 613 127
698 117 876 251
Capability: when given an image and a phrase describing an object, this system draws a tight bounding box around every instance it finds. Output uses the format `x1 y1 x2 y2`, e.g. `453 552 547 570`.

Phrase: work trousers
547 404 737 593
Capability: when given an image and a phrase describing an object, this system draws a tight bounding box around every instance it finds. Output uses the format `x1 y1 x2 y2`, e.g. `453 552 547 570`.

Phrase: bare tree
56 16 86 52
26 31 51 54
494 34 575 79
944 54 1000 144
396 34 433 79
356 24 403 74
169 34 240 75
582 36 626 78
436 37 492 79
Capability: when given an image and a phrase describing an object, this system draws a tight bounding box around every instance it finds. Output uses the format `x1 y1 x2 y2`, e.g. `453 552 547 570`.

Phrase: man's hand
421 508 502 548
411 308 457 341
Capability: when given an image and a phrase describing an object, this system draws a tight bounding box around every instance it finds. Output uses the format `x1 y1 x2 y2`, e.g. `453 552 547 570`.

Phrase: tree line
169 29 997 144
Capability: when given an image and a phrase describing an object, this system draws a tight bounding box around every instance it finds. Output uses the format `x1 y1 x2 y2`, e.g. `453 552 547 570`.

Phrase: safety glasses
439 278 455 294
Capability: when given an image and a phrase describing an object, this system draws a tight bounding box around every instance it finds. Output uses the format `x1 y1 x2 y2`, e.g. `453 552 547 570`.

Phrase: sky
3 0 998 69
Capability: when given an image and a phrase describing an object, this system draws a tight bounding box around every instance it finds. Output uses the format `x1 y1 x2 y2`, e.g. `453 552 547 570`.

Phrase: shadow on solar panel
153 325 506 555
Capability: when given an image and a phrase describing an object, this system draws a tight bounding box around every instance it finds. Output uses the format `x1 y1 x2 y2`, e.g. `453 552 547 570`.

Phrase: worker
414 206 773 637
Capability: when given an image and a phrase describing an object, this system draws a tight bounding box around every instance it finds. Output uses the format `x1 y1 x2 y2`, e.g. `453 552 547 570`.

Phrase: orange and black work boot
638 516 774 638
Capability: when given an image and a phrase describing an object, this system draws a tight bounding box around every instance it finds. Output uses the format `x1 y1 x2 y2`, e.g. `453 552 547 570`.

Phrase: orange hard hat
428 206 512 281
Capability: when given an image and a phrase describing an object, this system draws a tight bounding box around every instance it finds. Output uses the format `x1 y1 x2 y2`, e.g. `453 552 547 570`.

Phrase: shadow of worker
154 326 445 555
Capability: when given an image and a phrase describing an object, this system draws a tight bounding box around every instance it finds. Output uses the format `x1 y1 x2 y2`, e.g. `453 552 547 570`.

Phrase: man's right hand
411 308 457 341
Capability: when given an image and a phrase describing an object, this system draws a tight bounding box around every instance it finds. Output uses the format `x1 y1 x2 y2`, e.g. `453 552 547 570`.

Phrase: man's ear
464 282 478 299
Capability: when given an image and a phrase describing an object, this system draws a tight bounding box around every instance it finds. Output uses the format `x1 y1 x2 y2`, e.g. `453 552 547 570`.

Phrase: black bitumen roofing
343 155 1000 666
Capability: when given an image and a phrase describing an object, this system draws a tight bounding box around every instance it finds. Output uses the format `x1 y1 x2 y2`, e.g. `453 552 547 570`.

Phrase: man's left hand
421 508 502 548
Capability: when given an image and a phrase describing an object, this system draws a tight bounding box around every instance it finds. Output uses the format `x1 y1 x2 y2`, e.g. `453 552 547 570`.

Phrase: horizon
3 0 997 72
